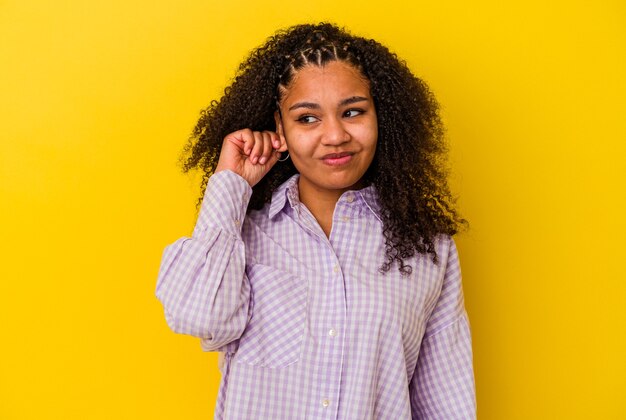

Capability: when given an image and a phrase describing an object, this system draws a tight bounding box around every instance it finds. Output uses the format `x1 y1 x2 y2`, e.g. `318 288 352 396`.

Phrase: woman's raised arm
155 129 286 350
155 170 252 350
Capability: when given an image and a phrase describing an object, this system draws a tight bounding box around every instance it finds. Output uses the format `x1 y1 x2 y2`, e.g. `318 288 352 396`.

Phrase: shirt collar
268 174 382 221
268 174 300 219
356 184 382 222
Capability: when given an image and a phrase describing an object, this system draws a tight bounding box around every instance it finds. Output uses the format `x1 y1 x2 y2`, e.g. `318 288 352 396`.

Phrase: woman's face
275 60 378 199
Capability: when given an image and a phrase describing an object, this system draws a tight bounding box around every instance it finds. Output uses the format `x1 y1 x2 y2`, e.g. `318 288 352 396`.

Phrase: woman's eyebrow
288 96 369 112
340 96 368 106
288 102 319 111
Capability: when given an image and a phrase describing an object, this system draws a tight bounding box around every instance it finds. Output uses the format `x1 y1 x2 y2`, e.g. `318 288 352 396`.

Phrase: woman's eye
343 109 363 118
297 115 318 124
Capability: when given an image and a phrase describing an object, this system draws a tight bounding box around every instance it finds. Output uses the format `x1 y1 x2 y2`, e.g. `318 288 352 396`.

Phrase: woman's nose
321 117 350 145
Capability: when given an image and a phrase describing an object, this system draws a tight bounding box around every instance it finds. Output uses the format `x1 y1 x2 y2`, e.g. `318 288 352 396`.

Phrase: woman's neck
297 177 360 238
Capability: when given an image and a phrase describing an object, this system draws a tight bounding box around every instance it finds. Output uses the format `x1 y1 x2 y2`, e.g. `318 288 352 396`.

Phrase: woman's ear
274 111 288 152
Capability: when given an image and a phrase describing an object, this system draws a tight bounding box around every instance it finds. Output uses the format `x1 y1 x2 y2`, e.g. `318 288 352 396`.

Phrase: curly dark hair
181 22 466 274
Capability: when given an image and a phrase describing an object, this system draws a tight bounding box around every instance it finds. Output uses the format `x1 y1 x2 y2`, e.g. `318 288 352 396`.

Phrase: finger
238 129 254 155
250 131 264 164
268 130 280 149
258 132 274 165
271 130 288 152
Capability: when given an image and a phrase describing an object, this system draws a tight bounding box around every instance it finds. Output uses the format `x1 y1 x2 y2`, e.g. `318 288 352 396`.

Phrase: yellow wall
1 1 624 418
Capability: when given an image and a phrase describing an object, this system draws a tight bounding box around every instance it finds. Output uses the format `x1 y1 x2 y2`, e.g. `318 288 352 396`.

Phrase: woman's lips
321 152 354 166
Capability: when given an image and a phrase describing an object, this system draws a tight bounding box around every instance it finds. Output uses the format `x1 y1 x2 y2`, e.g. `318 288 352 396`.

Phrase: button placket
319 248 344 419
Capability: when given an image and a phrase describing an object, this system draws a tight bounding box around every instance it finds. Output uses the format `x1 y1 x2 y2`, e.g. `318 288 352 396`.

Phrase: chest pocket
233 263 308 368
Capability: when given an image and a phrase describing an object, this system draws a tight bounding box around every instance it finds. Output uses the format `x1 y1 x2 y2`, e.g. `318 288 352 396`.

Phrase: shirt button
345 194 354 203
322 398 330 408
234 219 241 227
328 328 337 337
333 265 339 273
341 216 350 222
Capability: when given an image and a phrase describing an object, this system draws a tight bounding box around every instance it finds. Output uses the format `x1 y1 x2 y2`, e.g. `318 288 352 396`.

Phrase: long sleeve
409 238 476 419
155 170 253 351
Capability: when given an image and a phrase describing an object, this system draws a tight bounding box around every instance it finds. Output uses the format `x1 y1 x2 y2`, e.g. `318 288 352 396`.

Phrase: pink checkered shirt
156 170 476 419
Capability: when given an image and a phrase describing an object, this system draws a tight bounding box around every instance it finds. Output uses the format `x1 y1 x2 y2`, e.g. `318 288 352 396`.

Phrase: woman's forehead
281 61 371 106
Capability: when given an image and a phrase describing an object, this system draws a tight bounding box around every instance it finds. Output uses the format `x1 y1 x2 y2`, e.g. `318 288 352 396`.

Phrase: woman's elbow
159 298 249 346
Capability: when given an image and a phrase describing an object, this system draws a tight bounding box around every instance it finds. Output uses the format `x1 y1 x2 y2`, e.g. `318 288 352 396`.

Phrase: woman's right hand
214 129 287 187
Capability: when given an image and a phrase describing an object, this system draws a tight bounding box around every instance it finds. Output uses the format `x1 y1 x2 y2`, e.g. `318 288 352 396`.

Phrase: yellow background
1 0 625 418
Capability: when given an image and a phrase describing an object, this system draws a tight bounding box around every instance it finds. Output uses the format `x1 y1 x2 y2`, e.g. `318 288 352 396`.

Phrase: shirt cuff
193 170 253 238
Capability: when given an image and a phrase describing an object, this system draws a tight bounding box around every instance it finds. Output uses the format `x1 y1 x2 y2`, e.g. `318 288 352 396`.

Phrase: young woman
156 23 475 419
